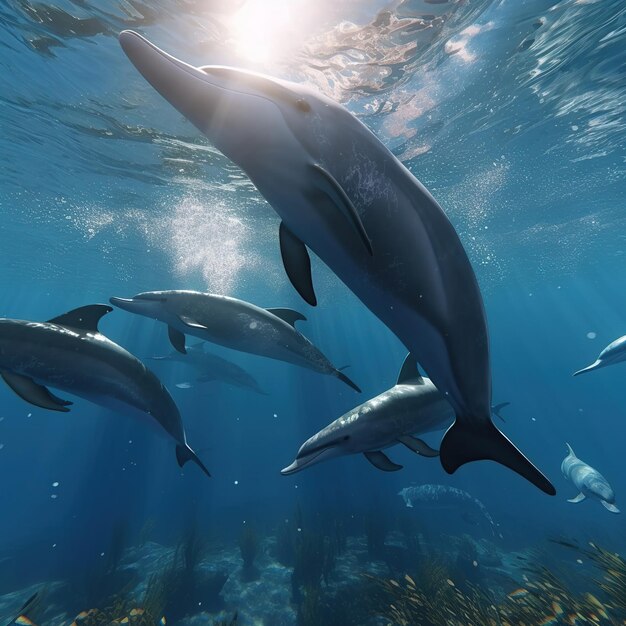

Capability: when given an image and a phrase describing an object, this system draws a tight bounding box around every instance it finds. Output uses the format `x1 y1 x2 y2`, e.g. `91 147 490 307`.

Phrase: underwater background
1 0 625 624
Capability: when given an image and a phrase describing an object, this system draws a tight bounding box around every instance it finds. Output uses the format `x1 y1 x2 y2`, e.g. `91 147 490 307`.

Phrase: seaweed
238 525 261 582
370 541 626 625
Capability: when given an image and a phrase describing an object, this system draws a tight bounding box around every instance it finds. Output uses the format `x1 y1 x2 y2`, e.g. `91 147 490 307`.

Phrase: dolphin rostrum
152 341 267 395
282 355 451 475
110 290 359 392
0 304 209 477
118 31 553 494
574 335 626 376
561 444 619 513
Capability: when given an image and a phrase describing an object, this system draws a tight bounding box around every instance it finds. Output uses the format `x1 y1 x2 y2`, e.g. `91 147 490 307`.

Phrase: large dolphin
110 290 359 391
281 355 447 475
561 444 619 513
574 335 626 376
118 31 554 494
151 341 267 395
0 304 209 477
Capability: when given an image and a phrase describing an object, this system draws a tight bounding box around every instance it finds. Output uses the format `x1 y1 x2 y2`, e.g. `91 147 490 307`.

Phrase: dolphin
110 290 359 392
574 335 626 376
561 444 619 513
282 355 451 475
397 484 499 536
0 304 209 477
151 341 268 395
282 354 511 474
118 31 553 494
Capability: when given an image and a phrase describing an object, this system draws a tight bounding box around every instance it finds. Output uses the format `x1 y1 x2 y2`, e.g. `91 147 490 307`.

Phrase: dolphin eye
295 98 311 113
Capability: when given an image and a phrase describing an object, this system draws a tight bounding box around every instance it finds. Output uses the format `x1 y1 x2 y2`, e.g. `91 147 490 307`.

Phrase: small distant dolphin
0 305 209 477
561 444 619 513
397 484 499 536
151 342 267 395
110 291 359 392
574 335 626 376
281 355 447 475
281 354 509 475
118 31 553 494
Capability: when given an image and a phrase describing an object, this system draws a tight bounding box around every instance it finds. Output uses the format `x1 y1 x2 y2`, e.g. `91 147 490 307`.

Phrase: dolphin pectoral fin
568 493 586 504
266 307 307 327
279 222 317 306
364 450 403 472
440 419 556 496
397 435 439 457
601 501 620 513
175 444 211 478
47 304 113 332
1 372 72 412
309 163 373 256
178 315 208 330
168 326 187 354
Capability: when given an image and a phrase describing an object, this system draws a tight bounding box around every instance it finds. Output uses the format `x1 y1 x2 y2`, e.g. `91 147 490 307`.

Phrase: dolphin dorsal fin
266 308 307 327
565 443 577 458
397 354 424 385
47 304 112 332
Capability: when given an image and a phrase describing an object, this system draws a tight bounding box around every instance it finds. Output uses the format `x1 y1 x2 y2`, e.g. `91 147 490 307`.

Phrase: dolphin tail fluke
334 369 361 393
573 360 601 376
175 444 211 478
440 419 556 496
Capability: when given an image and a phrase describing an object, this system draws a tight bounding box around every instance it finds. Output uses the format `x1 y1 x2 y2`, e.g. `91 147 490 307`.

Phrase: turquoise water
0 1 625 624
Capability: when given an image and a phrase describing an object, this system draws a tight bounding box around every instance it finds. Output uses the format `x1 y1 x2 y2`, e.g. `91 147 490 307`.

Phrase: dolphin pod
561 444 619 514
151 341 268 395
574 334 626 376
118 30 554 494
281 355 448 475
0 304 210 477
110 290 359 392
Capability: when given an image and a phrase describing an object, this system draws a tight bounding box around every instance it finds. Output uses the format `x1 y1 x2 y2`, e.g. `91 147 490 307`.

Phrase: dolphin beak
119 30 219 133
280 446 339 475
109 296 137 312
280 459 302 475
573 359 603 376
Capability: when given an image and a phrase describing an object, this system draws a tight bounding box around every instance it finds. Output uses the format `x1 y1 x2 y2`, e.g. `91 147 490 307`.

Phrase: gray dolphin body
118 31 553 494
282 355 510 475
152 342 267 395
397 484 498 536
110 290 358 391
574 335 626 376
561 444 619 513
0 305 209 476
281 356 449 475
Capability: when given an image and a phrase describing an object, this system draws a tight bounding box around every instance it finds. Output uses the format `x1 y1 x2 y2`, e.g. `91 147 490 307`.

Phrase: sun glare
231 0 293 64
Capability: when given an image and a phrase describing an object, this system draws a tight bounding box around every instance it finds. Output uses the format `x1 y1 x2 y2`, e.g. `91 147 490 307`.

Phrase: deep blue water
0 0 625 624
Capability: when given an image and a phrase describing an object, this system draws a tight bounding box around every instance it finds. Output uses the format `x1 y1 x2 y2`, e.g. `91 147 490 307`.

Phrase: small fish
508 588 529 599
